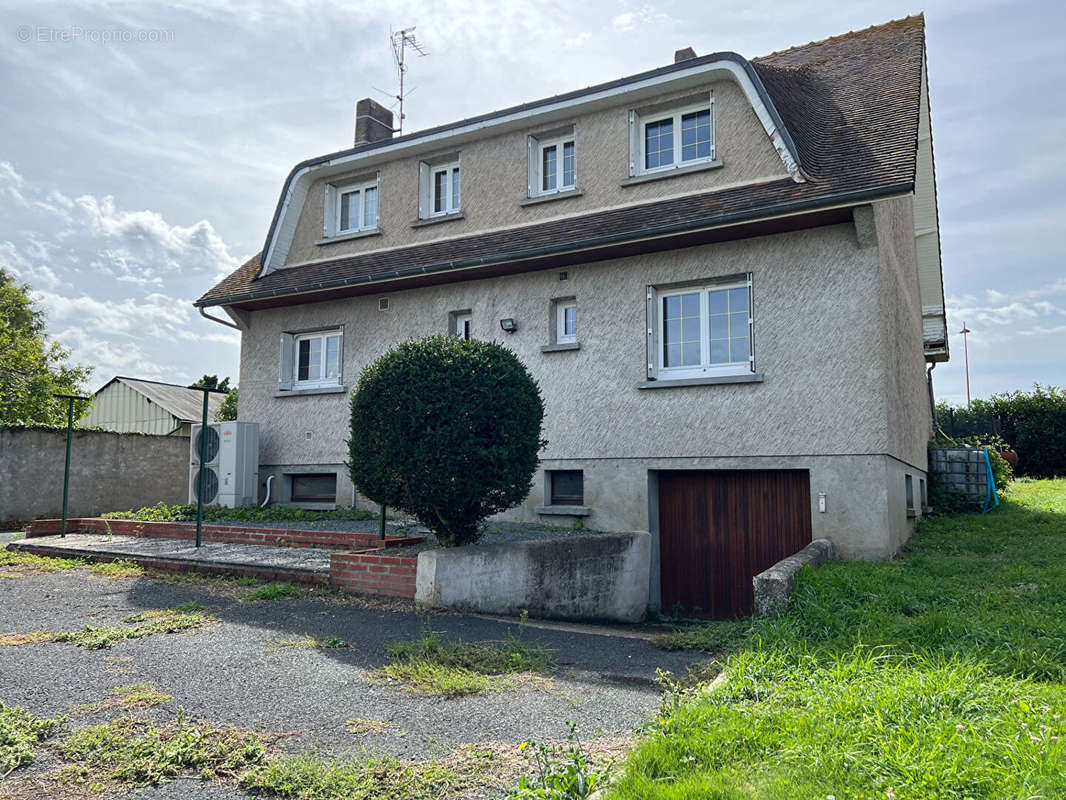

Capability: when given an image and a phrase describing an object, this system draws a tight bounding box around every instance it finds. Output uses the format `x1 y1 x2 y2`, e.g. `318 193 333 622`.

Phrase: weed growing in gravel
0 547 84 576
89 560 145 580
381 614 551 697
58 711 264 788
1 608 211 650
345 718 390 734
267 634 350 650
240 752 464 800
70 683 172 715
0 702 63 777
111 683 171 708
0 631 56 646
242 582 309 601
505 722 612 800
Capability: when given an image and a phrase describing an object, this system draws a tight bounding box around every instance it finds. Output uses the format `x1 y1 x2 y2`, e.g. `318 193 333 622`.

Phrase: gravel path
0 561 703 798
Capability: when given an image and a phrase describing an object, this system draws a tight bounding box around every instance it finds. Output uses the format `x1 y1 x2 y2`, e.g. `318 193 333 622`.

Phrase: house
197 16 947 616
84 377 225 436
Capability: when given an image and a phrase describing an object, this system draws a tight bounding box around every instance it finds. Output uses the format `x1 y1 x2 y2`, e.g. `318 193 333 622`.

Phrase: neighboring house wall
0 428 190 525
84 381 181 435
284 79 789 267
238 201 928 559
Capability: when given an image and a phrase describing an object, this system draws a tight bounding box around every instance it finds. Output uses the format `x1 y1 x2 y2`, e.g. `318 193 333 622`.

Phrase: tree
348 335 545 547
191 375 231 392
216 388 238 421
0 268 92 424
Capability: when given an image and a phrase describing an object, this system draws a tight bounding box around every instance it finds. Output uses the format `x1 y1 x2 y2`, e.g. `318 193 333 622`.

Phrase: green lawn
609 478 1066 800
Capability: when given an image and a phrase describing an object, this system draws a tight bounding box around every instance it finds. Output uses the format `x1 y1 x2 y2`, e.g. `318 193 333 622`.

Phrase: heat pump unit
189 422 259 507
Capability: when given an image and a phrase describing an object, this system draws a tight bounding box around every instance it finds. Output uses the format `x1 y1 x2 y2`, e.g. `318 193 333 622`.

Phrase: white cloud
0 161 241 386
565 31 592 49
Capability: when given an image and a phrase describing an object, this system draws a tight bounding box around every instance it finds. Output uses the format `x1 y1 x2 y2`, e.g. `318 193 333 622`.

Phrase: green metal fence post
53 393 89 538
196 388 209 548
379 504 387 540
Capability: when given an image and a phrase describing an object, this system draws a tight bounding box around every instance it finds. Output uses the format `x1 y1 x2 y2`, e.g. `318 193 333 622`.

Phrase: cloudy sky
0 0 1062 404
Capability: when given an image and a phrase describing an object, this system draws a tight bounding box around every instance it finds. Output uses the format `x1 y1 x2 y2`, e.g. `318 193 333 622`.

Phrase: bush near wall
935 384 1066 477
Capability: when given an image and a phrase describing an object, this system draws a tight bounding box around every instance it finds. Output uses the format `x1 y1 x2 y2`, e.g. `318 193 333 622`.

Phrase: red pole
960 322 972 408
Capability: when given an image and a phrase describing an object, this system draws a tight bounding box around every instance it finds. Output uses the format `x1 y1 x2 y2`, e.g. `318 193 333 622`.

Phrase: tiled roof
198 15 925 308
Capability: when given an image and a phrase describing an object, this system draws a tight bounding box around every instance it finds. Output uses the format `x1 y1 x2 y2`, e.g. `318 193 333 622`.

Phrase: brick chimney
674 47 697 63
354 98 394 146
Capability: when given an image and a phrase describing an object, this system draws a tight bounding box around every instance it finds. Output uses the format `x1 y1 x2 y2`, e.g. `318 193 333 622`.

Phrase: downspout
199 306 241 330
260 475 274 508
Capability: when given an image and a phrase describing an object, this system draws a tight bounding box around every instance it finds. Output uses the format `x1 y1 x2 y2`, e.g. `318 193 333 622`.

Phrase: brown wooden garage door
658 470 813 619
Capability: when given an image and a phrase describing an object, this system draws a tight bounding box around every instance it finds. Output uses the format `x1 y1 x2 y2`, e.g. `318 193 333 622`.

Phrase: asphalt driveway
0 559 703 798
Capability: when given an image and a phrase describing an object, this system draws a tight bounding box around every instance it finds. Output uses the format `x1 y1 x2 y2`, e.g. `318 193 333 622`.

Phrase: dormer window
527 126 577 198
323 177 379 238
418 155 462 220
629 94 715 176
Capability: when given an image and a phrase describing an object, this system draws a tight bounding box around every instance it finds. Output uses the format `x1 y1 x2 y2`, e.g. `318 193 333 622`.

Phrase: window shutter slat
279 334 294 391
527 136 536 197
417 162 429 219
323 185 336 237
645 287 656 379
628 111 639 176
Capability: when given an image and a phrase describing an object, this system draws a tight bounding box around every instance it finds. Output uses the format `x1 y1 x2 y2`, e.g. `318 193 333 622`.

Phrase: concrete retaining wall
752 538 835 616
415 532 651 622
0 428 191 527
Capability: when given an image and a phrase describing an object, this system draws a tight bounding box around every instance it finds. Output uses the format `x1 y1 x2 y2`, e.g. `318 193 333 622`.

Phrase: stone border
752 538 834 616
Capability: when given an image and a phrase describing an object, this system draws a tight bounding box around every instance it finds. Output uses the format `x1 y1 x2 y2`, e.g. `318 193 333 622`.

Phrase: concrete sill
274 385 348 398
637 374 763 389
315 227 382 246
620 159 724 187
535 505 591 517
540 342 581 353
411 212 465 228
519 189 584 207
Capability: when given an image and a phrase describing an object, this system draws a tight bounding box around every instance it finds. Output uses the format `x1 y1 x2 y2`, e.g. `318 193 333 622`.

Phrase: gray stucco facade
238 198 930 564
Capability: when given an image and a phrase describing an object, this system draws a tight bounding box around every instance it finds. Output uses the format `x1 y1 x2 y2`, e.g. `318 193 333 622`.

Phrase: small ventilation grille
305 431 313 441
378 297 390 311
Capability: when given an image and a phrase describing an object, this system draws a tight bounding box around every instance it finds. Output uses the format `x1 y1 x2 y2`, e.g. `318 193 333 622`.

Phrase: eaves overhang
257 51 803 277
199 182 911 310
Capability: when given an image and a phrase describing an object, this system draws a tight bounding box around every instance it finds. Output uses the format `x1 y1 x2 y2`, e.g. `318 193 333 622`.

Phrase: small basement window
905 474 915 515
291 473 337 503
549 470 584 506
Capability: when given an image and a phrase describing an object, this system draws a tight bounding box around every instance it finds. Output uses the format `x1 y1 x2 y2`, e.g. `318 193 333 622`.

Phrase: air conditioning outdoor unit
189 421 260 507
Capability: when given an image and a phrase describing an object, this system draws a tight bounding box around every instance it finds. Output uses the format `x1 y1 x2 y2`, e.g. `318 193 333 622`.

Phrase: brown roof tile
198 15 925 308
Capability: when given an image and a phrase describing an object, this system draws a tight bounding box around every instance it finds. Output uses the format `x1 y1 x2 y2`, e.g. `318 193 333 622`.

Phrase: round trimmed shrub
348 335 545 547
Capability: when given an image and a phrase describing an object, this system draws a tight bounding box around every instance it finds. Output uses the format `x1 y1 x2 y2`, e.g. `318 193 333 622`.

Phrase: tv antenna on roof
390 26 428 136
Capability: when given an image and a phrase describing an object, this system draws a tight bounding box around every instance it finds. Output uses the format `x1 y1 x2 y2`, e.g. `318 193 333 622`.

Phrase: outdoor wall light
499 318 517 333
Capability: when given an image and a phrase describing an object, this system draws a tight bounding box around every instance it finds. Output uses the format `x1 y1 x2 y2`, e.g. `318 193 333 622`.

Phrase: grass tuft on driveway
0 702 62 777
380 619 552 697
609 478 1066 800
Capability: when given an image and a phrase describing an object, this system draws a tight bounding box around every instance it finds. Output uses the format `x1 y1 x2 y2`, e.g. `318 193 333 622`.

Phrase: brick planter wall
330 550 418 598
24 518 423 551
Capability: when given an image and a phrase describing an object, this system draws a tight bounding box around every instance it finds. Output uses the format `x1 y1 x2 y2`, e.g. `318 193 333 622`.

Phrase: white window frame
324 179 378 237
430 161 461 217
453 312 472 340
631 96 715 176
292 329 343 389
556 301 577 344
648 275 753 380
534 136 576 195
